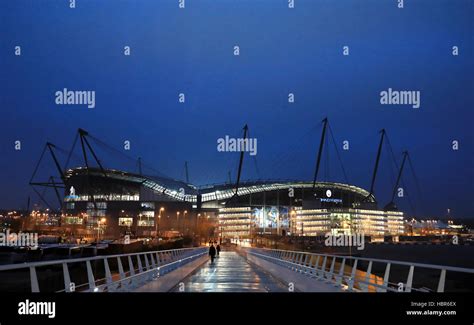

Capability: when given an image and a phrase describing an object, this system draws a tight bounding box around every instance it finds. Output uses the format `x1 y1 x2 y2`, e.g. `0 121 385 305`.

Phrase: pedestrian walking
216 244 221 257
209 243 216 263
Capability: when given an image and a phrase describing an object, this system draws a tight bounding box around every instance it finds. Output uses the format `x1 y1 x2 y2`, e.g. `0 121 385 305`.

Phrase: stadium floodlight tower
312 117 328 192
361 129 386 209
29 142 66 211
226 124 248 206
384 150 409 211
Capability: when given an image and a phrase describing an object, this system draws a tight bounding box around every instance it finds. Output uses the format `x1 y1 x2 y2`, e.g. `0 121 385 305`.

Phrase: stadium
31 123 406 241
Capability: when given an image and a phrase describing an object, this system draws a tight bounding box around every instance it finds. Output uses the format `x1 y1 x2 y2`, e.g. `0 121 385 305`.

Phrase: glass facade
118 217 133 227
295 208 404 236
86 202 107 228
137 211 155 227
218 207 252 238
219 206 404 238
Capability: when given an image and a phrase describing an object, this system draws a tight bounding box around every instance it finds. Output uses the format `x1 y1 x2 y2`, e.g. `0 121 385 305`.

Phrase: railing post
127 255 136 289
405 265 414 292
280 251 286 266
298 254 304 272
144 254 151 271
137 255 144 273
293 253 301 271
348 259 358 291
362 261 372 292
287 252 293 264
437 269 446 293
303 255 310 274
336 258 346 286
29 266 40 293
116 257 125 278
327 257 336 282
312 255 320 276
319 256 327 279
86 260 96 292
158 252 164 263
379 263 391 293
128 255 135 276
286 252 292 268
62 262 72 292
103 258 114 292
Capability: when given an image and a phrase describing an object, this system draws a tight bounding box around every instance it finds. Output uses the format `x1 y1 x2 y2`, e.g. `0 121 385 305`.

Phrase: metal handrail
98 251 207 292
0 247 207 292
247 248 474 293
0 247 199 271
254 248 474 274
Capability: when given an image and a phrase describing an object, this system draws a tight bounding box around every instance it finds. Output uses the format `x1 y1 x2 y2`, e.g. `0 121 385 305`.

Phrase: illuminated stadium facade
31 124 409 239
61 167 404 239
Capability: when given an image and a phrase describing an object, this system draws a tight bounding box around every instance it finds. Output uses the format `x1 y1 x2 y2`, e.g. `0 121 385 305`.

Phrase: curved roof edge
65 167 375 203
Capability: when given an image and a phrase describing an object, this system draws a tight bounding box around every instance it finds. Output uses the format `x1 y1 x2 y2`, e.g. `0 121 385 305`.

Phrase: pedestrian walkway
173 250 287 292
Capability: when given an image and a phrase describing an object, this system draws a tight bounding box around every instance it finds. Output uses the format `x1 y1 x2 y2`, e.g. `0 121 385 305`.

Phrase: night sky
0 0 473 217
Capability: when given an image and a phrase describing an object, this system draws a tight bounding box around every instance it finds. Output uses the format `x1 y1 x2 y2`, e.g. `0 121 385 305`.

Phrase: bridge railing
0 247 207 293
246 248 474 292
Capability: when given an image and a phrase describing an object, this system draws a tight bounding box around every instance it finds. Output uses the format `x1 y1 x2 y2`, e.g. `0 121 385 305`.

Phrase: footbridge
1 247 473 293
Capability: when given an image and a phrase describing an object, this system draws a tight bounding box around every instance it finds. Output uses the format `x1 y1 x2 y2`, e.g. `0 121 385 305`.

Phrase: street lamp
157 207 164 236
176 211 180 233
97 217 106 243
184 210 188 234
197 213 201 243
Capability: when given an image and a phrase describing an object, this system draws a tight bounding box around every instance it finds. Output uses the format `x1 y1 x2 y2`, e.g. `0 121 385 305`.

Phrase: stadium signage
320 198 342 204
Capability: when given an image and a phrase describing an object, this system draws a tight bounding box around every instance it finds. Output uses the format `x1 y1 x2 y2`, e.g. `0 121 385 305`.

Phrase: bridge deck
171 250 287 292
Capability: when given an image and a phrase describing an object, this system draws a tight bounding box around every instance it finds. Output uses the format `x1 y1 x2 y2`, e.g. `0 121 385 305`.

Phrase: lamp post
157 207 164 236
97 217 106 243
176 211 180 234
184 210 188 234
196 213 201 241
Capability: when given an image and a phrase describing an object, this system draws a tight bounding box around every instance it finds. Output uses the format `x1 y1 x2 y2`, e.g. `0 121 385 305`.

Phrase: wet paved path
173 250 287 292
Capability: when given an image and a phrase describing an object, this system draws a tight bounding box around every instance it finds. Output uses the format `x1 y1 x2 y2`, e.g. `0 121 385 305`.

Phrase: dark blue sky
0 0 473 217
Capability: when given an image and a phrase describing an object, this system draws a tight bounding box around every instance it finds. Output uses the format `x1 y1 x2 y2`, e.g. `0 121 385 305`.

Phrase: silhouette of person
209 244 216 263
216 244 221 257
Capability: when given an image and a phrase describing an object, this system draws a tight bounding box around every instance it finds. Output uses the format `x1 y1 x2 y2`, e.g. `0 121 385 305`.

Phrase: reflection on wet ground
173 251 287 292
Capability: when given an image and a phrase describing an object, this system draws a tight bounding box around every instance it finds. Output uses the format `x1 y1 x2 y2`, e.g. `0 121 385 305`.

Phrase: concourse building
61 167 404 240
